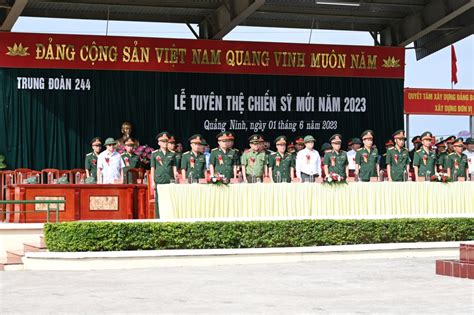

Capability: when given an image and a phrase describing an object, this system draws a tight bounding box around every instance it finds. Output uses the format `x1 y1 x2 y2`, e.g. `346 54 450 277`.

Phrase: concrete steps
0 236 46 271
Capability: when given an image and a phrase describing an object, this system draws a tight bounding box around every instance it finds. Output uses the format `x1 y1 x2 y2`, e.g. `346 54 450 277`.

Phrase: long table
3 184 148 223
157 182 474 219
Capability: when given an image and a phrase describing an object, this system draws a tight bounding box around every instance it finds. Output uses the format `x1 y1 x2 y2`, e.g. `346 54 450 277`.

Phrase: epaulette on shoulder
448 152 455 156
152 149 159 153
357 148 364 151
270 152 277 156
183 151 191 155
388 147 395 150
416 149 421 153
233 148 240 152
211 148 219 151
86 152 93 156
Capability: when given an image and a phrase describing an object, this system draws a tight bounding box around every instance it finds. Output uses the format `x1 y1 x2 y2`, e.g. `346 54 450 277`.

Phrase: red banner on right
404 88 474 116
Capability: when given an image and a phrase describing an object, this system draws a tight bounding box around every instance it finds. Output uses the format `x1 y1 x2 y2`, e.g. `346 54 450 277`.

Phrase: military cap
321 143 332 151
361 130 374 140
294 136 305 144
435 141 447 148
156 131 171 142
348 139 353 146
304 135 316 143
287 142 295 149
248 134 264 144
201 138 208 146
104 137 117 146
90 137 102 146
453 138 464 146
420 131 433 141
465 137 474 145
385 139 394 147
274 136 287 145
188 134 203 144
392 130 406 139
216 131 233 141
411 136 421 144
445 135 456 143
226 131 235 140
329 134 342 143
124 138 135 146
168 135 176 143
351 137 362 145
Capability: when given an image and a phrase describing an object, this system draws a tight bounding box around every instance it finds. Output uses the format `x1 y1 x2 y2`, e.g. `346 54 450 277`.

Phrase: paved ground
0 258 473 314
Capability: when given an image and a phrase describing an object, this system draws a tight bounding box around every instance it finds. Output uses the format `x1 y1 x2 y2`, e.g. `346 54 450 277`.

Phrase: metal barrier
0 200 65 223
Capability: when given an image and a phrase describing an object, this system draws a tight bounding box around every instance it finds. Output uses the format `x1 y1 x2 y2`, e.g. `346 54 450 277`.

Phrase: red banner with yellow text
0 32 404 78
404 88 474 116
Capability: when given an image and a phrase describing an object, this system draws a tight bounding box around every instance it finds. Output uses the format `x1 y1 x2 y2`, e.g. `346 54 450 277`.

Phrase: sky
12 17 474 145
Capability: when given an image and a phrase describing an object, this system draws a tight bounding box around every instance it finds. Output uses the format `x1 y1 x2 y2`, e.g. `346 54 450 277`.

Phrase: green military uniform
268 152 294 183
209 148 237 179
241 150 266 178
446 152 468 180
386 147 410 181
355 147 378 181
324 150 348 178
355 130 378 182
181 151 206 179
232 148 241 166
412 131 436 178
241 134 266 182
85 152 99 180
150 149 176 184
436 151 448 169
174 152 182 170
413 148 436 177
121 152 139 183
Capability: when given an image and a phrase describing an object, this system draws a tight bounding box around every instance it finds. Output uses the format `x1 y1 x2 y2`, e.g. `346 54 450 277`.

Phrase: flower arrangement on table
430 172 452 183
117 144 154 169
323 172 347 186
207 174 230 186
134 145 154 168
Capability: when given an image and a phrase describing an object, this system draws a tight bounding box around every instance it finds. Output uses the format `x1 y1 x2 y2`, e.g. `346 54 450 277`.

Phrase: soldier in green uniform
435 140 448 171
413 131 437 181
85 137 102 182
386 130 410 182
320 143 332 157
446 138 469 180
445 135 456 154
150 132 177 187
226 132 242 176
355 130 379 182
180 134 206 182
268 136 295 183
121 137 139 183
323 134 348 178
380 139 394 171
241 134 267 183
209 131 238 179
409 136 422 168
167 135 181 177
294 136 305 153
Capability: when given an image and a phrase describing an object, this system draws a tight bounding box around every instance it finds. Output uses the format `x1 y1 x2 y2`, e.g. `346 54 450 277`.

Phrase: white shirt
295 148 321 178
463 150 474 174
347 149 357 170
97 150 125 184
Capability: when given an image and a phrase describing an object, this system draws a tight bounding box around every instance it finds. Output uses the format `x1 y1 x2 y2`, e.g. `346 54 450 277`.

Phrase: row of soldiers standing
85 129 473 185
